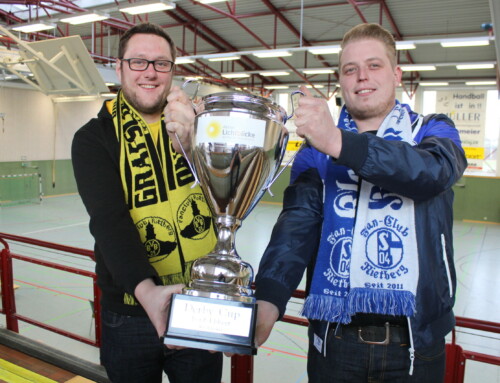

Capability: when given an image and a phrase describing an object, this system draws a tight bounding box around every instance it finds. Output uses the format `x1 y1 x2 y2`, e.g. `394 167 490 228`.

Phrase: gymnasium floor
0 194 499 382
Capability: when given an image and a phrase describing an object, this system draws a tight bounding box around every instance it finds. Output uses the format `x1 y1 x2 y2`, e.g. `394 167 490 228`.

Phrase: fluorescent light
52 95 100 103
308 46 340 55
221 72 250 78
396 42 416 50
441 38 489 48
305 85 324 88
400 65 436 71
175 57 195 65
60 11 109 25
465 81 496 85
419 82 449 86
12 22 57 33
100 92 117 98
456 64 495 70
196 0 228 3
259 71 290 77
119 0 175 15
184 76 203 81
264 85 289 90
302 69 334 75
207 54 241 62
253 50 292 58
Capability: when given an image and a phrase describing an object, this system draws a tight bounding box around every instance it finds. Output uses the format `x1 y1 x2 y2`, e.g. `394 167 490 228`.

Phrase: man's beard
126 91 167 115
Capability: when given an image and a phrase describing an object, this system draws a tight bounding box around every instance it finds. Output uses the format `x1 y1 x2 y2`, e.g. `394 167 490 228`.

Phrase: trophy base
164 294 257 355
183 280 254 303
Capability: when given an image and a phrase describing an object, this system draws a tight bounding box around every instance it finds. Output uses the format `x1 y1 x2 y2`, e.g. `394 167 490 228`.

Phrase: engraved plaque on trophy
164 91 291 355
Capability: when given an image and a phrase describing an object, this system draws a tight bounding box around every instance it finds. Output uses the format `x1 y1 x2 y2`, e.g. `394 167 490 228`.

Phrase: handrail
1 232 499 383
0 232 101 347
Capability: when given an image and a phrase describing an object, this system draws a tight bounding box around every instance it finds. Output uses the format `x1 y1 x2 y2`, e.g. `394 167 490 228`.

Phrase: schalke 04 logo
366 227 403 269
359 215 410 280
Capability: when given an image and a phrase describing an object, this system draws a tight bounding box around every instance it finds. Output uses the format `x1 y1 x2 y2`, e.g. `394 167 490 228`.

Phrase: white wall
0 79 229 163
0 86 101 162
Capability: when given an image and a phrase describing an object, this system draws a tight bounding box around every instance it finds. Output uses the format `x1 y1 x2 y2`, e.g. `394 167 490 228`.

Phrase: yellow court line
0 358 58 383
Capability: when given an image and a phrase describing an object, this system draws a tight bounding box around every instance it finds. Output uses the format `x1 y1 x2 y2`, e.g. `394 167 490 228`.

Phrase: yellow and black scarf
111 90 216 306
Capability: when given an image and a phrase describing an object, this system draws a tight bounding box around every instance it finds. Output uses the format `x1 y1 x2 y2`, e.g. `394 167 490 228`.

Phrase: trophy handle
172 79 203 188
174 133 200 188
182 78 201 108
265 90 306 196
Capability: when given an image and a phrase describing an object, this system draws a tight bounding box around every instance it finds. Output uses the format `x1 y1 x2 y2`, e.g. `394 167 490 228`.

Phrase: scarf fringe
301 294 351 324
347 288 416 317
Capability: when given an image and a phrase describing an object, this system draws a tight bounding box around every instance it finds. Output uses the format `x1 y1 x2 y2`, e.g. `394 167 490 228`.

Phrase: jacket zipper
441 234 453 298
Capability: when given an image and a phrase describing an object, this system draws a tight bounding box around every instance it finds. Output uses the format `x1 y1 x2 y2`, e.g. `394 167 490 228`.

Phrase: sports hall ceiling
0 0 498 98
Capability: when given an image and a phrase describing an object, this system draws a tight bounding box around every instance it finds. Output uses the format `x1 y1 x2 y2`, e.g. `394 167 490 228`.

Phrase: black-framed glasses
121 58 175 73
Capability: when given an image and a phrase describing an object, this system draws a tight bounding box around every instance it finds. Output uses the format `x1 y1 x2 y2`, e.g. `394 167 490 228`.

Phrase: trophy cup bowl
164 91 290 355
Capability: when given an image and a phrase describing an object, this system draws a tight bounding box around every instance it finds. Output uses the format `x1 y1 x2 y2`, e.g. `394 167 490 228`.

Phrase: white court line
22 221 89 235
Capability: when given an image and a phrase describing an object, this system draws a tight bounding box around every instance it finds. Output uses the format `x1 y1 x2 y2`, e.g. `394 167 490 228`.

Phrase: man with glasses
72 23 222 382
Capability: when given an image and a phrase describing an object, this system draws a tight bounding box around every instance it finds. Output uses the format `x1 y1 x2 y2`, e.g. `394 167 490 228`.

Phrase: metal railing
1 232 499 383
0 232 101 347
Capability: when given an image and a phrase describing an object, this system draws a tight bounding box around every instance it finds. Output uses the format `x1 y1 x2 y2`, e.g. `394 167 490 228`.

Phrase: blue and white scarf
302 103 419 324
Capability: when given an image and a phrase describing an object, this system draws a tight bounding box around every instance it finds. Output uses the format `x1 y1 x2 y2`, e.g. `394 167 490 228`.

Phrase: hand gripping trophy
164 90 297 355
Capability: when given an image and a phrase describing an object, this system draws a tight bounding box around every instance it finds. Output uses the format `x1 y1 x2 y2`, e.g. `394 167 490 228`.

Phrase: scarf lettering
112 91 217 307
302 102 419 324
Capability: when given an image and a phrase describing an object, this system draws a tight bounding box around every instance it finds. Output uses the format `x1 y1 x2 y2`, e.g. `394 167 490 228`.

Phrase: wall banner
435 90 487 171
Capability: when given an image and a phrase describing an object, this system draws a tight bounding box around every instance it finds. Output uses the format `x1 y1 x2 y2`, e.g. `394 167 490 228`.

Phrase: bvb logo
136 217 177 263
206 121 222 139
177 194 212 240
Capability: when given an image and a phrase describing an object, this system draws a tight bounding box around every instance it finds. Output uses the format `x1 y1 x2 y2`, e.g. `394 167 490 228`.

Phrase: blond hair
340 23 396 67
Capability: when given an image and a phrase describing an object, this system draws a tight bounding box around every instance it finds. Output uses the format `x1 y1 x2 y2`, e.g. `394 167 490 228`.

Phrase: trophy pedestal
164 294 258 355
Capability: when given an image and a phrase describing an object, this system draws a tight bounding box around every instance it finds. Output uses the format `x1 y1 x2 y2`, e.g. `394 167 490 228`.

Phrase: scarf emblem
112 91 217 305
302 103 419 324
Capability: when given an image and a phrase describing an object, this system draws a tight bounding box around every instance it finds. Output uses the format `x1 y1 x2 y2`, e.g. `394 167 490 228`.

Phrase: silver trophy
164 91 294 354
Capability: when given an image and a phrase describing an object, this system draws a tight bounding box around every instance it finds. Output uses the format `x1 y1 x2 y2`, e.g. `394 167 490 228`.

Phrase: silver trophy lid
200 91 287 123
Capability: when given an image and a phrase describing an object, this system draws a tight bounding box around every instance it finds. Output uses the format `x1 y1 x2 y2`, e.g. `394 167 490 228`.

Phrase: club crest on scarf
177 193 213 240
137 216 177 261
302 102 419 325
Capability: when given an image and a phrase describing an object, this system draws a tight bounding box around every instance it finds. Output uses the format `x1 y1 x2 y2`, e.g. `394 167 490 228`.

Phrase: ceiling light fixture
465 81 496 85
11 22 57 33
119 0 175 15
302 69 334 75
456 63 495 70
440 37 490 48
396 42 416 50
100 92 117 98
308 46 341 55
175 57 195 65
259 71 290 77
207 54 241 62
221 72 250 78
419 82 449 86
195 0 229 3
264 85 289 90
253 50 292 58
400 64 437 71
60 11 109 25
305 84 325 88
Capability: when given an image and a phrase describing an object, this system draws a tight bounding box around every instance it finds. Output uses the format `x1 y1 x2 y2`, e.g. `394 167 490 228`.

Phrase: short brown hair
118 22 176 61
340 23 396 67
